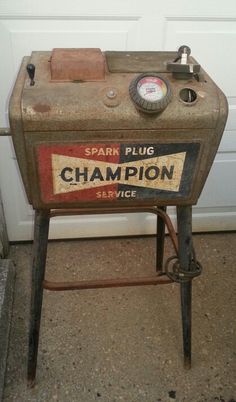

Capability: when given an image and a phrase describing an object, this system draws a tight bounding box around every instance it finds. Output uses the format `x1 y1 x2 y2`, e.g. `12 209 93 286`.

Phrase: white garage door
0 1 236 241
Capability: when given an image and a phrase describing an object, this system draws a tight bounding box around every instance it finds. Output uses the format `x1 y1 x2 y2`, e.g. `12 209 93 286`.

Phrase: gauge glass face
137 76 167 102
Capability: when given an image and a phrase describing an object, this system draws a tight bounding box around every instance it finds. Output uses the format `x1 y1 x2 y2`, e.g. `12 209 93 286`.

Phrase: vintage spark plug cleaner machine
9 46 228 385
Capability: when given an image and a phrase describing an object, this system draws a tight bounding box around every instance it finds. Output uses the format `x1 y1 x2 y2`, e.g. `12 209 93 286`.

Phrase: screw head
107 89 117 99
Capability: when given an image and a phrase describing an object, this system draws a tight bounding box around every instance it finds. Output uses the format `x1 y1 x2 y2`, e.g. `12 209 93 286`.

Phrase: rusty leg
156 206 166 272
28 210 50 386
177 205 192 369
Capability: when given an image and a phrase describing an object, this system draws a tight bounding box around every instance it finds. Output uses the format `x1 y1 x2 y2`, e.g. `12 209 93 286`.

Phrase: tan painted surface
52 152 186 195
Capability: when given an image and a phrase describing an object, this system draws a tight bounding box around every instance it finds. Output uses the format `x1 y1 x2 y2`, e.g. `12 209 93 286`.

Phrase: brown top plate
106 51 197 73
50 48 105 82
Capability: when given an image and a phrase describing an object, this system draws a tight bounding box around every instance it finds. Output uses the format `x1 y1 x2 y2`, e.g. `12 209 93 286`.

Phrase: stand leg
156 206 166 272
177 206 192 369
28 210 50 386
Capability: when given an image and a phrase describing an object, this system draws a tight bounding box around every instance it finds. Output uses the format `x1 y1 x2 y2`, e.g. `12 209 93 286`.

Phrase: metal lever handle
178 45 191 58
26 63 35 86
167 45 200 75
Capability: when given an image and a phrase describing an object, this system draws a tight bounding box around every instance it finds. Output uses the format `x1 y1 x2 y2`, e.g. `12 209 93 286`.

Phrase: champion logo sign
37 143 200 204
52 152 186 194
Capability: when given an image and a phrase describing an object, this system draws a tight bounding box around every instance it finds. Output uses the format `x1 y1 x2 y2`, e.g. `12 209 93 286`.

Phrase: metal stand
28 210 50 386
27 205 197 385
156 206 167 272
177 206 192 369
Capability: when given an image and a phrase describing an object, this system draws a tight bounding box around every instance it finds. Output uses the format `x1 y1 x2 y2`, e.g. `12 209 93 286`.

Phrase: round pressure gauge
129 73 172 113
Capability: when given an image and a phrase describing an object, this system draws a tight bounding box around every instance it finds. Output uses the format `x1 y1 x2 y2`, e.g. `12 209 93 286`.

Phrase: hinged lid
50 48 105 81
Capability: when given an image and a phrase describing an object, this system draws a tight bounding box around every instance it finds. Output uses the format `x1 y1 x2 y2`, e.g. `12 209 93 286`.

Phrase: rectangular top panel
10 50 226 132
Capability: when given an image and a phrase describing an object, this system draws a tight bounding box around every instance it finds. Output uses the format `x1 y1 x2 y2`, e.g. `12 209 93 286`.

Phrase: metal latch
167 45 201 76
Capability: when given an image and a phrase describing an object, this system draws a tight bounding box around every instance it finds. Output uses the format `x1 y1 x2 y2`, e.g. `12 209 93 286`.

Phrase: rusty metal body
8 48 228 385
9 50 227 209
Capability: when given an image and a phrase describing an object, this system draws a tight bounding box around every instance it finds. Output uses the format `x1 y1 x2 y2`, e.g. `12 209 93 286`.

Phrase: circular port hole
179 88 197 104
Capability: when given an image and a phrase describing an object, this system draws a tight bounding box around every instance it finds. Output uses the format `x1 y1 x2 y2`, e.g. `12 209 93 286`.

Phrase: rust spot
33 104 51 113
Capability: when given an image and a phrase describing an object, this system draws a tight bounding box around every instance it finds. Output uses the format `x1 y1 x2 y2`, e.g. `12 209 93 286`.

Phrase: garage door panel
218 130 236 153
198 156 236 207
225 98 236 131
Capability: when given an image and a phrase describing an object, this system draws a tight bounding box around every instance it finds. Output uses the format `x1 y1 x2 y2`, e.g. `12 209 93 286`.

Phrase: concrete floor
2 233 236 402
